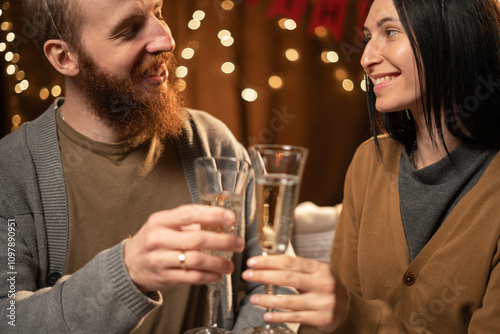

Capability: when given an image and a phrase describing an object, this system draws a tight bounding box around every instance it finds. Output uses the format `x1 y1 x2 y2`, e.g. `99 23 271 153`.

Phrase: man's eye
123 25 139 39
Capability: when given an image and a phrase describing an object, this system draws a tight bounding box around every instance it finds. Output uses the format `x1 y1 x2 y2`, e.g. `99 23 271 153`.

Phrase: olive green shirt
57 112 208 333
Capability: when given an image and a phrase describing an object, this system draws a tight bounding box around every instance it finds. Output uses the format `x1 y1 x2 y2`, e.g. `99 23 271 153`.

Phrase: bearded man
0 0 279 332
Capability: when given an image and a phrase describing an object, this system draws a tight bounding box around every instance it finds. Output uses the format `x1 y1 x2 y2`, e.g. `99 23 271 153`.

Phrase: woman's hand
242 255 348 333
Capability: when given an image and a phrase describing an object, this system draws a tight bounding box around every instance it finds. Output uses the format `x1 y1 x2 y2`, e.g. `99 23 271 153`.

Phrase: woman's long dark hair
365 0 500 154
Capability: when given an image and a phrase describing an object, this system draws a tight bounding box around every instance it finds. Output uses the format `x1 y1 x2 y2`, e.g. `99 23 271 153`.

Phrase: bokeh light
242 88 258 102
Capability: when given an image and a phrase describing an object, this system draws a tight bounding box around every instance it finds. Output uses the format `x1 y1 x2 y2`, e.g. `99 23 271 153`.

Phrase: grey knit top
399 143 499 261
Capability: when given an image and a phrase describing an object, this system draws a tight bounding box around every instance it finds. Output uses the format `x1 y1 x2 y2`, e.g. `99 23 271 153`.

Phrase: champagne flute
241 144 308 334
185 156 251 334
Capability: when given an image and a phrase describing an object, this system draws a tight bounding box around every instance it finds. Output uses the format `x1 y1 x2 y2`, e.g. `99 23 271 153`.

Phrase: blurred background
0 0 370 207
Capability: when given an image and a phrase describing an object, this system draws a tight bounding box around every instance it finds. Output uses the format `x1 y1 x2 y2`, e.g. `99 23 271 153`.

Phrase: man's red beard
73 47 186 144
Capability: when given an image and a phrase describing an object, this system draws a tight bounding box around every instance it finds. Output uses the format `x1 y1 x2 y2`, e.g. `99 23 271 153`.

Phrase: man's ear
43 39 80 77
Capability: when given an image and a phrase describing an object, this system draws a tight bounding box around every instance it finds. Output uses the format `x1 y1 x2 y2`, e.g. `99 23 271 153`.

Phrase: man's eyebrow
363 16 400 33
109 1 163 37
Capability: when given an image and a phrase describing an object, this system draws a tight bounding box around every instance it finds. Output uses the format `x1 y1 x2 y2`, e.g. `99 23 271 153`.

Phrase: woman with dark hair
241 0 500 332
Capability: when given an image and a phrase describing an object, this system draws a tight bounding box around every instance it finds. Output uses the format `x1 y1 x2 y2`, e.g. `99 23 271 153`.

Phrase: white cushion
292 202 342 263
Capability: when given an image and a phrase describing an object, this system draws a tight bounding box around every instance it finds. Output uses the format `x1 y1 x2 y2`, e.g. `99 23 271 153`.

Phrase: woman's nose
360 40 382 71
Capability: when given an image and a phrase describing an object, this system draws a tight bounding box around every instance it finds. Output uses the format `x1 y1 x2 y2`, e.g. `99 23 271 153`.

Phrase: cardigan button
403 273 416 286
46 272 62 286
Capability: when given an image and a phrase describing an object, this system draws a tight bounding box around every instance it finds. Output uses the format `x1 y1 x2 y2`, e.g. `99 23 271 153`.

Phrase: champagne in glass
241 145 308 334
256 174 300 255
185 157 251 334
199 191 243 259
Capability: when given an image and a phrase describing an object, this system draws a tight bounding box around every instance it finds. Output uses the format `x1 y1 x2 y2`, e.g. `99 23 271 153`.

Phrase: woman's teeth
373 76 397 85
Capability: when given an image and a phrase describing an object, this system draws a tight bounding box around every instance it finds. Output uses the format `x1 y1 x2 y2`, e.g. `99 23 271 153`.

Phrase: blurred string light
1 1 63 132
274 15 362 93
0 6 24 93
176 1 261 103
241 88 258 102
221 61 235 74
361 78 367 92
0 0 22 132
3 0 365 134
268 75 283 90
176 8 207 91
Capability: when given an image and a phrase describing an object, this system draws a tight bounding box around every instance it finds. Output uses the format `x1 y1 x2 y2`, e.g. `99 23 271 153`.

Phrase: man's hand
124 204 245 291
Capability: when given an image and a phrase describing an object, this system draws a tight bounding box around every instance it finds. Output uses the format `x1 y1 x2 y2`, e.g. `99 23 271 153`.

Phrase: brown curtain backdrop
0 0 370 206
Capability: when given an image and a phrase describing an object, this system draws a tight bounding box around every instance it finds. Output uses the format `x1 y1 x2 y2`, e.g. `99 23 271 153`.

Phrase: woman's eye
155 11 164 21
387 30 398 38
363 35 371 48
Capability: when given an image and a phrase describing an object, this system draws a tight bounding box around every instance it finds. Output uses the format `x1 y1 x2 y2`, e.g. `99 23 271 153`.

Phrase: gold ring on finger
178 251 187 270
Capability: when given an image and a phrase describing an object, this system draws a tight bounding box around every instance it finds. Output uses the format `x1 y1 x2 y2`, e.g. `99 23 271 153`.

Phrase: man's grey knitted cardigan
0 99 268 333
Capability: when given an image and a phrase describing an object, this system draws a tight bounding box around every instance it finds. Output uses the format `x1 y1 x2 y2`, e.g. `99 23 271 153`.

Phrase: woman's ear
43 39 80 77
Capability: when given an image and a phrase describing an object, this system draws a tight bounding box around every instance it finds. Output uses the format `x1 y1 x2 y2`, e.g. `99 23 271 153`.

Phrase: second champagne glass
185 156 251 334
241 144 308 334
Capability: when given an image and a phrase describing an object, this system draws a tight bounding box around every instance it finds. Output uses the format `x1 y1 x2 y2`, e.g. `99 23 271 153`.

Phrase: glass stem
207 284 221 329
263 283 278 330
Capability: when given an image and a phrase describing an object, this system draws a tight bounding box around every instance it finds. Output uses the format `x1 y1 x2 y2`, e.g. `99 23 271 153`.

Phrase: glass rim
194 156 252 168
249 144 308 154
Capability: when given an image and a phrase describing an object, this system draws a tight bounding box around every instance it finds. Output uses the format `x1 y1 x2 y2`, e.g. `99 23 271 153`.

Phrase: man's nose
145 20 176 54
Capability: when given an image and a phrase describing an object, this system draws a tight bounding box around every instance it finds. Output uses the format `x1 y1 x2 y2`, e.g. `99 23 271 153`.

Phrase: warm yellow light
321 52 329 63
193 10 206 21
11 125 19 132
218 30 231 40
181 47 195 60
335 69 348 81
314 26 328 38
11 115 21 126
187 40 200 50
268 75 283 89
40 88 50 100
343 79 355 92
242 88 258 102
175 66 188 78
284 19 297 31
11 53 20 63
3 2 10 10
278 18 287 30
0 9 3 17
361 79 367 92
321 51 339 63
5 51 13 61
0 42 6 52
285 49 300 62
0 21 10 31
188 19 201 30
177 79 187 92
221 62 235 74
16 70 24 80
6 64 16 75
20 79 29 91
221 0 234 10
6 32 15 42
14 83 22 94
52 85 62 97
221 36 235 47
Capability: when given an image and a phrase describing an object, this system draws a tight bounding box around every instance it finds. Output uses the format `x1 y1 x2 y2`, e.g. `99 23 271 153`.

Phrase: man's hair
22 0 83 52
365 0 500 152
